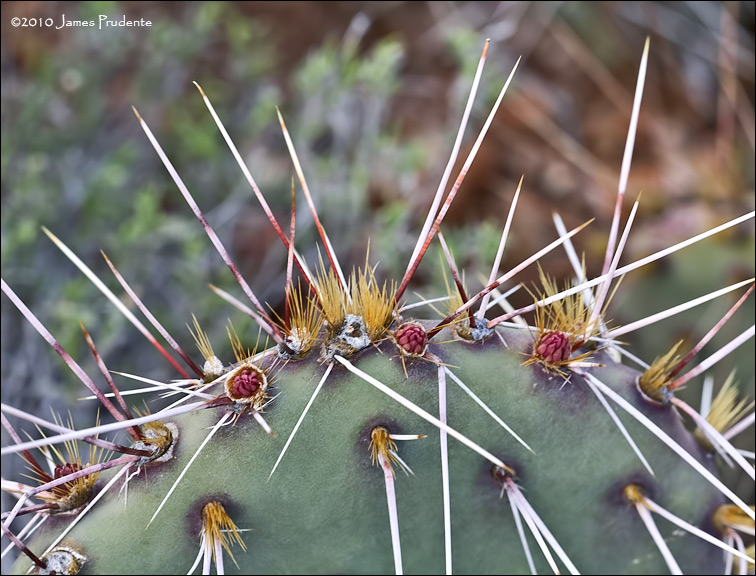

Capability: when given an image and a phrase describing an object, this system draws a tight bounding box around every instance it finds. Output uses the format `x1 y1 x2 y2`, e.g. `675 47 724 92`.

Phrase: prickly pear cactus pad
2 26 755 576
2 330 734 575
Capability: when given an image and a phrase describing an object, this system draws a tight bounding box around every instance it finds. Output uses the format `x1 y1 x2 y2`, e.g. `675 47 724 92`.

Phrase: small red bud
535 331 571 364
231 368 261 399
54 462 81 480
394 323 428 356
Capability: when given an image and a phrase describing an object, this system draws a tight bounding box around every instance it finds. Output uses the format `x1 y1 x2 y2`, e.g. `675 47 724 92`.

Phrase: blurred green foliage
0 2 455 413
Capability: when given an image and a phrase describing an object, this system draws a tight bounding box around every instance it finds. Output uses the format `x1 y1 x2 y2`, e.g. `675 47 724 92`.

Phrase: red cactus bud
394 323 428 356
231 368 261 399
535 331 571 364
54 462 81 480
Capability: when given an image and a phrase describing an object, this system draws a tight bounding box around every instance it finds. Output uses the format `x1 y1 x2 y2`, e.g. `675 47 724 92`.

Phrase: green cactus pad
13 326 725 575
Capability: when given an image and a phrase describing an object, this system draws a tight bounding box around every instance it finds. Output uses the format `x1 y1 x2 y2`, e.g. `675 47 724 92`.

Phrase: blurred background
1 1 754 567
